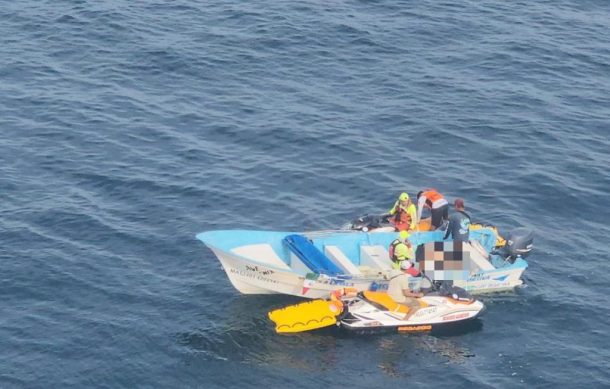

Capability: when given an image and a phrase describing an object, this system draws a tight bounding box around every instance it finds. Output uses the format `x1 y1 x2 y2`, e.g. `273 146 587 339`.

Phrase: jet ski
346 213 396 232
268 285 485 335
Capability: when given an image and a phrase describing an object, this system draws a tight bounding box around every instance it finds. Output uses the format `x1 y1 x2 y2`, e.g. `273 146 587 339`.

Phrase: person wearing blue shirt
444 198 471 241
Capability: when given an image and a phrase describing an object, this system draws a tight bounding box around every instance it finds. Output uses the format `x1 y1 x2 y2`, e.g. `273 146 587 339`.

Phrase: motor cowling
504 228 534 261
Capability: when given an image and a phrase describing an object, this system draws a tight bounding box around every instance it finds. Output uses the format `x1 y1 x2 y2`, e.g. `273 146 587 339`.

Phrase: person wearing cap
444 198 471 241
388 230 415 270
416 189 449 230
386 192 417 231
387 260 424 320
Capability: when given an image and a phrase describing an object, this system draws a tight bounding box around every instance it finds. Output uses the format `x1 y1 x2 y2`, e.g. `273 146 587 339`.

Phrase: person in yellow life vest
386 192 417 231
388 230 415 270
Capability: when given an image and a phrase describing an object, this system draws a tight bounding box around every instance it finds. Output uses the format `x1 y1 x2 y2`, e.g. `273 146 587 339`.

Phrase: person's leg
403 298 421 320
431 207 442 230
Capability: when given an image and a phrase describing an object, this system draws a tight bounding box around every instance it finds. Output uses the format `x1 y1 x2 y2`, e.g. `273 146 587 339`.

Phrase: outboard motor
497 228 534 262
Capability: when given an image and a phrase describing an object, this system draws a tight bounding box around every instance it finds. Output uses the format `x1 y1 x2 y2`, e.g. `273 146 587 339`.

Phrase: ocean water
1 0 609 387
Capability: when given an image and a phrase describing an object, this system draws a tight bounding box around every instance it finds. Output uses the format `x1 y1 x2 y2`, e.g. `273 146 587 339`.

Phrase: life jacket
422 189 447 209
389 239 402 261
389 239 416 273
393 205 413 229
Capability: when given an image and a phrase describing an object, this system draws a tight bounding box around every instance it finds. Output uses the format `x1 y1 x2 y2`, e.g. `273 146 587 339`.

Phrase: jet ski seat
362 291 429 313
362 291 409 314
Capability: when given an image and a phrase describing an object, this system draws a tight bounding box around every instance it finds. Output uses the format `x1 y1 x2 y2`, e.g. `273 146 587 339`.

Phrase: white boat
196 227 532 298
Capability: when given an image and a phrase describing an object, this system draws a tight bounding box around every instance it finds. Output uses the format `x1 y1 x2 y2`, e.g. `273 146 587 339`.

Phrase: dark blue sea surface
1 0 609 387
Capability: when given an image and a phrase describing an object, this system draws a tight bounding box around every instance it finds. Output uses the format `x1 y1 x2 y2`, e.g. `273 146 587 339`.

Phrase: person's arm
387 200 399 216
444 217 453 240
417 195 426 221
406 243 414 260
402 288 424 298
399 275 423 298
408 204 417 230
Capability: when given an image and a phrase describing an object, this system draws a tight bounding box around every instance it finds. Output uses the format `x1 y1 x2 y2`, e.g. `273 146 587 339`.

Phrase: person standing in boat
386 192 417 231
387 260 424 320
444 198 471 241
388 230 418 271
416 189 449 230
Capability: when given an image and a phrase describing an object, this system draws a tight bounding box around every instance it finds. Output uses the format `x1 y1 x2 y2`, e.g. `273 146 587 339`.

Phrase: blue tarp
283 234 343 275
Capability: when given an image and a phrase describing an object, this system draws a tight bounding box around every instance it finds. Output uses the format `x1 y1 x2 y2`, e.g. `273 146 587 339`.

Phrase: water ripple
1 0 609 387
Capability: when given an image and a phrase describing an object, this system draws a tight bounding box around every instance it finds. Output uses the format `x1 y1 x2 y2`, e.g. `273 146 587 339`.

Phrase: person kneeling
387 261 424 320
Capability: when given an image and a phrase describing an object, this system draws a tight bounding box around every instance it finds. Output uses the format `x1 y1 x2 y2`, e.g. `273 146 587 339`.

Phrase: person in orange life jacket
388 231 419 274
385 192 417 231
387 260 424 320
416 189 449 230
444 198 471 241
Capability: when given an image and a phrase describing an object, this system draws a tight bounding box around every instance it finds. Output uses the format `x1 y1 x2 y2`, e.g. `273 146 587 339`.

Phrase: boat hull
455 259 527 293
214 247 526 297
212 247 391 298
198 229 528 298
